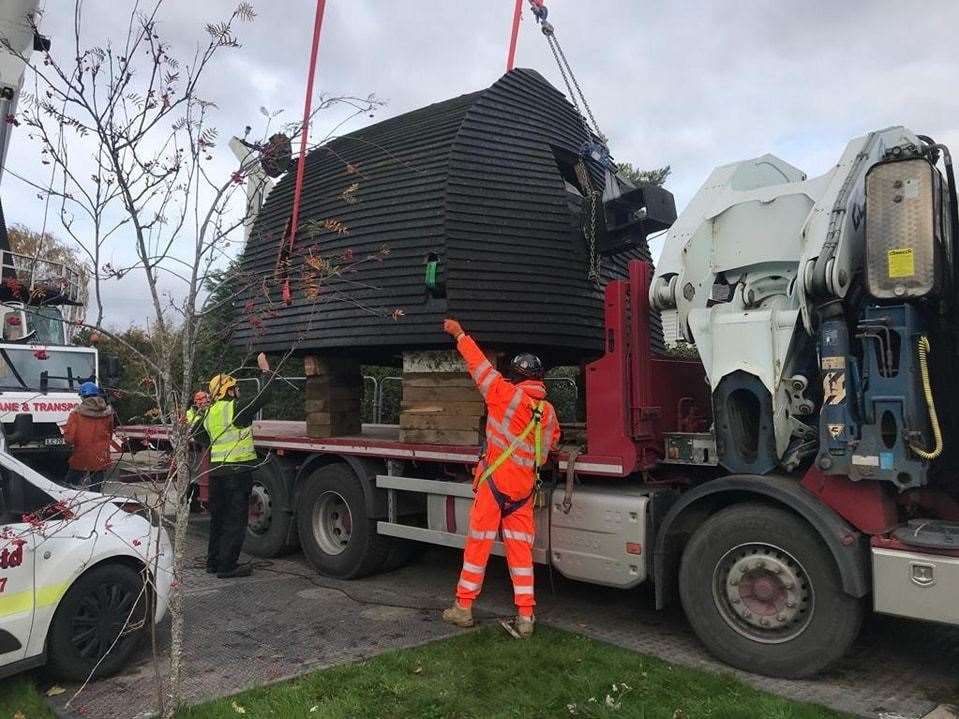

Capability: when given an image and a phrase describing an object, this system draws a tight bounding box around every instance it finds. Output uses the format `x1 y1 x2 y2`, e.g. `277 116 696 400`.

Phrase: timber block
398 349 495 446
303 357 363 437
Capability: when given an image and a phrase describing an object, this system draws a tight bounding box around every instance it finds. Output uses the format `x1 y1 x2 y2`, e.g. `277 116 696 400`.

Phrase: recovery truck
0 0 110 466
0 246 104 463
119 125 959 680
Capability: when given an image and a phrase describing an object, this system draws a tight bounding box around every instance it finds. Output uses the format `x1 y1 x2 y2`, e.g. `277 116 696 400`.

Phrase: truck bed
118 420 625 476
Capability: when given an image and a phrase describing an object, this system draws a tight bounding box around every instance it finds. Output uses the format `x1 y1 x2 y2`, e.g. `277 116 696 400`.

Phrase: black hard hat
509 353 544 381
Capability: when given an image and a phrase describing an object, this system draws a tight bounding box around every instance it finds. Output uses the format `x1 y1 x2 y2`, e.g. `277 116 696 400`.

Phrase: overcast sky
3 0 959 327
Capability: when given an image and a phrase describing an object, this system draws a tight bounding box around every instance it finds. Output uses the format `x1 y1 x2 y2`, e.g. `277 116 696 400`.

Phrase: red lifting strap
283 0 328 305
506 0 523 72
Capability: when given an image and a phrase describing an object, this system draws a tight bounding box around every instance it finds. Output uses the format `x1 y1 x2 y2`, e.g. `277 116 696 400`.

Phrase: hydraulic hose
909 335 943 461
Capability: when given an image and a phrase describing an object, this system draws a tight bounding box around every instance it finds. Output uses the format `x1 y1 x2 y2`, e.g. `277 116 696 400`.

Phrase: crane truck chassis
122 127 959 680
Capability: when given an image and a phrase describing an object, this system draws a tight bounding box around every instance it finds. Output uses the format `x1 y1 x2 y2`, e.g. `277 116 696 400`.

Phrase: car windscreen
0 347 96 391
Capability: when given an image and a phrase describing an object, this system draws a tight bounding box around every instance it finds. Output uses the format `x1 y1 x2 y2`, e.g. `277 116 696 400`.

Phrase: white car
0 436 172 680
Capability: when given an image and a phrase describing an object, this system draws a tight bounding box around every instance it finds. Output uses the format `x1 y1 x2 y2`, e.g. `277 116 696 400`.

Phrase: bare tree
2 2 385 715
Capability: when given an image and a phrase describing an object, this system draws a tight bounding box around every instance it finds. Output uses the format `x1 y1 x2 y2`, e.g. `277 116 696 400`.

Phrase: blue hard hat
78 381 100 398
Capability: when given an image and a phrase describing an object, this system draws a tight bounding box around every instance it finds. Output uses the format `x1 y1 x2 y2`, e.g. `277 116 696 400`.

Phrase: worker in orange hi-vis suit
440 318 560 638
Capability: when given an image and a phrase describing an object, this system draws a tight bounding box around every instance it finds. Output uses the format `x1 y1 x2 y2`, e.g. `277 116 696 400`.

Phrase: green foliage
177 626 849 719
191 264 246 391
546 366 581 424
0 674 56 719
616 163 671 187
74 325 158 424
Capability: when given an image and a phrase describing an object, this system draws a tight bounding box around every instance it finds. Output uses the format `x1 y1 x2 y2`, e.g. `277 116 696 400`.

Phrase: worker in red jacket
63 381 115 493
441 318 560 638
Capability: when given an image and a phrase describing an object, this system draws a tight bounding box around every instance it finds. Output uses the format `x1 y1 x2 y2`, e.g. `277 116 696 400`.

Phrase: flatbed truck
119 253 959 680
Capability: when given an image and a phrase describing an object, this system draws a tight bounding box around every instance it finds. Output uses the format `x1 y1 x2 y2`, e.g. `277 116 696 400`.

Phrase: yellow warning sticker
888 248 915 279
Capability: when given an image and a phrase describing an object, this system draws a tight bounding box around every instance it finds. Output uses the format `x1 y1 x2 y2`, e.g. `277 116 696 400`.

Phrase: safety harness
477 400 545 517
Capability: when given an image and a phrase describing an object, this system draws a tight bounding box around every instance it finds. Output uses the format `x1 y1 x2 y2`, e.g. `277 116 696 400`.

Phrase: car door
0 467 37 666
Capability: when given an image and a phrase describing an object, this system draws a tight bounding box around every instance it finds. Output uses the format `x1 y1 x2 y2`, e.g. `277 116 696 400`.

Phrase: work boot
442 603 475 628
217 564 252 579
515 614 535 639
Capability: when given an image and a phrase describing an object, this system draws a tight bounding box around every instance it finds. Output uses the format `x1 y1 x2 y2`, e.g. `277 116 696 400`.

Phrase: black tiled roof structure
234 69 668 364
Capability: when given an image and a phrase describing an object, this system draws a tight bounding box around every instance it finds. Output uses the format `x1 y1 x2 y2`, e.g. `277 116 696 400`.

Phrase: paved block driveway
50 530 958 719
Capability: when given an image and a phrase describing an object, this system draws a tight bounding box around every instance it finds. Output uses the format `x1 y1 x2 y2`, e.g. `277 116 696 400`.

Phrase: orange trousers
455 481 535 617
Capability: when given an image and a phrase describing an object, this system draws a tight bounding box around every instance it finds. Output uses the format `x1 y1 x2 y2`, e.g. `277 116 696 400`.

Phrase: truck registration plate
44 437 66 446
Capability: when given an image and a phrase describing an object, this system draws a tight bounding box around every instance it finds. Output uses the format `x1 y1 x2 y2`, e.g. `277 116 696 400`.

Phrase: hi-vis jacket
456 334 560 496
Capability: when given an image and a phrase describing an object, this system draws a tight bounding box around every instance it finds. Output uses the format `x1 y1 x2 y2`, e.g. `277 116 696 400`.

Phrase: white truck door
0 473 37 665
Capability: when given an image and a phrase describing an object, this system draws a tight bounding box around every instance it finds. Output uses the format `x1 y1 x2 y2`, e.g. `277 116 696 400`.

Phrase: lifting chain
531 1 605 285
530 2 607 145
574 159 602 285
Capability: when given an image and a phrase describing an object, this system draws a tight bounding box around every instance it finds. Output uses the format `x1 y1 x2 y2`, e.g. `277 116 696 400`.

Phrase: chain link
536 6 605 285
575 159 602 285
549 34 606 143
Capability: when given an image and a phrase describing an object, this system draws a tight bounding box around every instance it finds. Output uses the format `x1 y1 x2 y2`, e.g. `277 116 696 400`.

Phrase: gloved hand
443 318 464 339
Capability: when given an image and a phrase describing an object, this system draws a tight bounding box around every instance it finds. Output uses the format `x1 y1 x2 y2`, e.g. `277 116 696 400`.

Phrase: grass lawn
178 626 848 719
0 627 849 719
0 675 55 719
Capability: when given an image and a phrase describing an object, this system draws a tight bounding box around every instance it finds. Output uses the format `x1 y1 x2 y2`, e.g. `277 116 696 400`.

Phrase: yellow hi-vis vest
203 399 256 464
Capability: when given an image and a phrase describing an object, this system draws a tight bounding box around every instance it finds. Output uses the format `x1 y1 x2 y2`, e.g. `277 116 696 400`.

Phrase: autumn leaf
46 685 66 696
232 700 246 714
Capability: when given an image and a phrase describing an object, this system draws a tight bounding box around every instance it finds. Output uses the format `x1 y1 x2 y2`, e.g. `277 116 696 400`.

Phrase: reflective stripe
204 399 256 463
36 581 70 607
487 434 535 467
488 432 534 458
513 586 534 595
470 360 493 382
470 529 497 540
510 566 534 577
0 579 72 619
458 579 481 592
500 390 524 430
462 561 486 575
478 369 497 397
502 529 533 544
0 588 33 617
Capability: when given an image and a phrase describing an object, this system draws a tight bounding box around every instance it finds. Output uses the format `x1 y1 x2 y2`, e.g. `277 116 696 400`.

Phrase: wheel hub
713 543 813 644
248 482 272 533
312 490 353 556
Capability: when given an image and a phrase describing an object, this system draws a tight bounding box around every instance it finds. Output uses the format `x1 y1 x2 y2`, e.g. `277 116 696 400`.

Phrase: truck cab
0 246 107 463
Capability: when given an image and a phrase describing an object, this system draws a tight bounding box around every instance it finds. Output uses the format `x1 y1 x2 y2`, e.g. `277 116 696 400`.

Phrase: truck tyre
244 457 298 558
46 563 148 681
678 503 863 678
297 463 391 578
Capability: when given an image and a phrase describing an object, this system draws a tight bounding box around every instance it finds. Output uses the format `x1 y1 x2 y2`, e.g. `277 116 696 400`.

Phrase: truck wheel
297 463 391 578
244 458 298 558
678 503 863 678
46 563 148 681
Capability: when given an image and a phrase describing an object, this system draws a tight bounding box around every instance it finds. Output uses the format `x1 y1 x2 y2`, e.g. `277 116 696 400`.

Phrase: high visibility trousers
455 480 536 616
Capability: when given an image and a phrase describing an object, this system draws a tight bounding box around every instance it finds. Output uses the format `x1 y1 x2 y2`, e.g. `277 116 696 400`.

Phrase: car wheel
46 563 148 681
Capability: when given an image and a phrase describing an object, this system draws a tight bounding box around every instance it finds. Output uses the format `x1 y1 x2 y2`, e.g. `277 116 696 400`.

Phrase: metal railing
251 374 580 425
1 249 88 305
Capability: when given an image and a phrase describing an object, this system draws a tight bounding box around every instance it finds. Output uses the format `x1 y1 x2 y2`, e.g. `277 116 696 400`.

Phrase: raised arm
444 319 513 407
